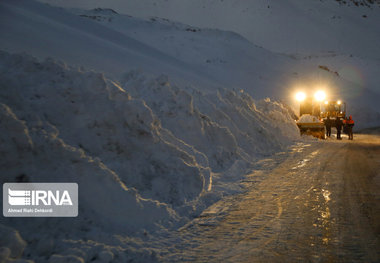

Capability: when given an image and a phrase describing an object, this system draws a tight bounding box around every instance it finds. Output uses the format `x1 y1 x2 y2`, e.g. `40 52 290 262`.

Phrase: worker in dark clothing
324 116 332 137
346 115 355 140
336 116 343 140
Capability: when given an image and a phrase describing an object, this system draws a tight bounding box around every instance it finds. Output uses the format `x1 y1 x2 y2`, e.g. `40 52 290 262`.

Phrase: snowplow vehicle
294 90 346 139
296 114 325 139
320 100 346 127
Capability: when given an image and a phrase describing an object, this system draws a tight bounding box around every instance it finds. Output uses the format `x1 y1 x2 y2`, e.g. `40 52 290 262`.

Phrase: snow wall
0 51 299 262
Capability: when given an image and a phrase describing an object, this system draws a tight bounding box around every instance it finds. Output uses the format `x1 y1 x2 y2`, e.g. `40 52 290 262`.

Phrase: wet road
165 133 380 262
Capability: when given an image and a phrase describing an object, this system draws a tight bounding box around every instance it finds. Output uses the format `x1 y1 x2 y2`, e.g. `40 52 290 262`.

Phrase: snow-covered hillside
39 0 380 58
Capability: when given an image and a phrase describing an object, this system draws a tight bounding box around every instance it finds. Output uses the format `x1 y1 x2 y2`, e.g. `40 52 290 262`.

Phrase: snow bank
122 72 300 167
0 102 177 227
297 114 322 123
0 225 27 259
0 51 209 208
0 51 299 261
0 51 300 207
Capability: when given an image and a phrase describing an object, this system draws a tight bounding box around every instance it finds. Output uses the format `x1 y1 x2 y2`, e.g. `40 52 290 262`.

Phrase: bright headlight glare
314 90 326 101
337 100 341 105
295 92 306 101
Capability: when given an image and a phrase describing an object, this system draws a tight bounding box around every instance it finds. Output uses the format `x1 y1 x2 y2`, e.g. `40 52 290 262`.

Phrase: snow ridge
0 51 299 262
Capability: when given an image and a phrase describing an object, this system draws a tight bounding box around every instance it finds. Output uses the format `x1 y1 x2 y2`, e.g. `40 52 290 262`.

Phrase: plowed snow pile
0 51 299 262
298 114 322 123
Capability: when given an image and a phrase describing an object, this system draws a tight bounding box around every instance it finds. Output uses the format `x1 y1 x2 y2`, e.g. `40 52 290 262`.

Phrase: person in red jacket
346 115 355 140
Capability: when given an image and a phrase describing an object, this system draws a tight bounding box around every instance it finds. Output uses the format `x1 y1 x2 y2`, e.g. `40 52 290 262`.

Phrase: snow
72 1 380 129
121 73 300 169
39 0 380 58
0 1 378 107
0 225 27 259
0 0 216 90
0 0 379 261
2 0 379 129
0 51 299 262
297 114 322 123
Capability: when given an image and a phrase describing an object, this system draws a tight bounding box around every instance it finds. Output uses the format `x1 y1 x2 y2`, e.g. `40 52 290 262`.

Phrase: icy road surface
162 133 380 262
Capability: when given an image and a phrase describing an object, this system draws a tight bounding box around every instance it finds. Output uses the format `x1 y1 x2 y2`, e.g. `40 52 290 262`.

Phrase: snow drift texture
0 51 299 262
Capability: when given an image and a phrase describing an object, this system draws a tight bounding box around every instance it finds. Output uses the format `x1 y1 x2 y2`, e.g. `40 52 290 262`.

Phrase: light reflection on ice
311 188 333 247
321 208 330 219
322 189 331 202
290 143 312 153
292 158 310 169
291 150 319 170
320 189 331 245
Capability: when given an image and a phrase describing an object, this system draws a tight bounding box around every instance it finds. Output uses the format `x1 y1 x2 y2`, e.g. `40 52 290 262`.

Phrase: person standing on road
336 116 343 140
347 115 355 140
324 115 332 137
343 117 348 134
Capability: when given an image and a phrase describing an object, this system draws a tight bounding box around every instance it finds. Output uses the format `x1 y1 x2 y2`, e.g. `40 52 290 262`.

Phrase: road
164 133 380 262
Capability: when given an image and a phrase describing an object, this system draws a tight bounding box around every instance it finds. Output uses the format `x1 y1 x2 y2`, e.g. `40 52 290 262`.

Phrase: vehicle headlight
314 90 326 101
295 91 306 101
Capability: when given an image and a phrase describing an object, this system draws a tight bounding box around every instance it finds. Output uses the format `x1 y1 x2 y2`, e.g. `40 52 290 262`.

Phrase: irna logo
8 189 73 206
3 183 78 217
